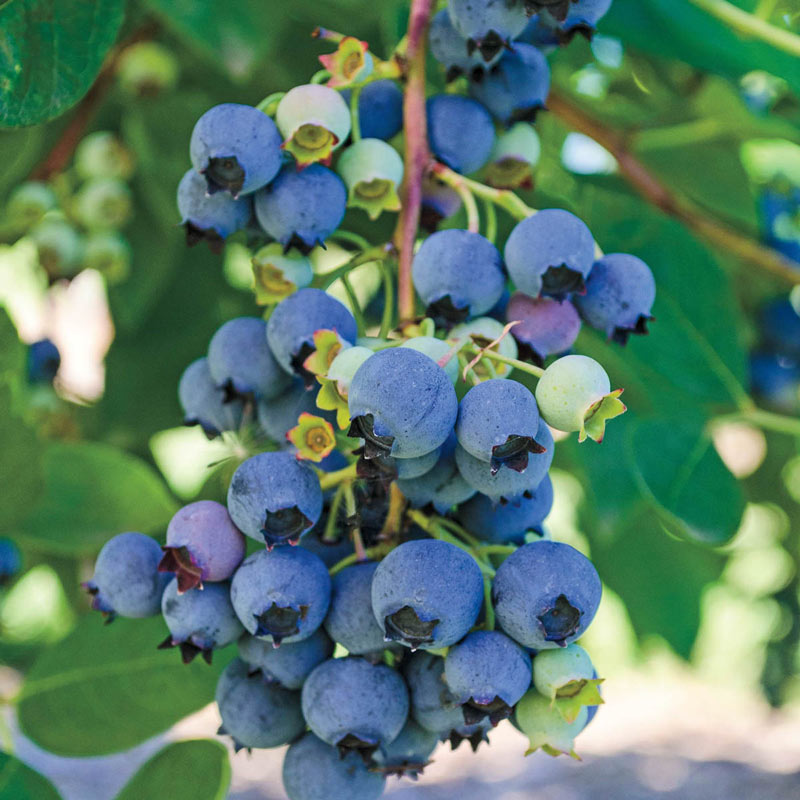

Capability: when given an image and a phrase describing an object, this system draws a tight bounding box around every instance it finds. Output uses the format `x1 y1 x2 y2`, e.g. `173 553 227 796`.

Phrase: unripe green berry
251 244 313 305
401 336 459 383
74 132 135 181
5 182 57 232
515 688 587 757
485 123 540 189
337 138 403 220
450 317 518 378
532 644 603 723
316 345 373 429
73 178 132 230
116 41 179 96
30 218 84 277
83 231 131 283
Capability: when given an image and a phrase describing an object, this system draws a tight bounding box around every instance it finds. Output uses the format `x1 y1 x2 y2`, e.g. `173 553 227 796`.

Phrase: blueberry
558 0 613 40
341 80 404 140
83 231 131 282
178 357 244 439
447 0 528 61
429 10 501 80
207 316 289 401
258 378 328 442
276 85 351 166
516 12 560 49
30 218 84 277
505 209 595 298
372 719 439 778
337 138 404 220
456 379 545 473
323 562 387 657
177 169 252 247
298 524 355 568
230 547 331 645
27 339 60 385
455 473 553 543
574 253 656 343
215 657 305 751
469 44 550 125
514 687 588 756
492 540 602 649
5 181 57 232
190 103 283 196
444 630 532 724
412 230 506 323
348 346 458 459
159 578 243 663
761 188 800 263
371 539 484 650
455 418 553 502
83 532 169 620
485 122 541 189
251 244 314 305
266 288 357 379
427 95 496 175
282 733 386 800
523 0 577 22
393 445 442 480
238 628 334 689
421 174 463 230
751 351 800 412
74 131 134 181
396 432 476 513
760 298 800 361
0 537 22 586
301 656 409 753
506 293 581 363
158 501 246 593
450 316 519 379
401 337 459 384
532 643 603 722
316 345 374 429
227 452 323 547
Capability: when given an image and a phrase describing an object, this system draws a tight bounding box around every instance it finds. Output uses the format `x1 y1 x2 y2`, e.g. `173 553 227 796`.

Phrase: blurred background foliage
1 0 800 777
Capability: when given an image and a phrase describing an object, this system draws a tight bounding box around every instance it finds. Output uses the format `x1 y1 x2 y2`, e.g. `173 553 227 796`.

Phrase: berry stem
378 259 395 338
341 272 367 336
330 229 372 250
393 0 436 321
475 544 518 557
328 543 393 576
316 243 391 289
687 0 800 57
432 515 482 548
451 179 480 233
256 92 286 115
310 69 331 84
482 196 498 243
349 85 363 143
343 482 367 561
482 576 495 631
323 484 347 542
317 462 358 491
465 345 545 379
380 482 408 541
713 407 800 438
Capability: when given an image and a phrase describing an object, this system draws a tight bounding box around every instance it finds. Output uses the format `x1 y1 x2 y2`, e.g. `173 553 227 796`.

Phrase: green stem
330 229 372 250
310 69 331 84
434 516 482 548
256 91 286 115
466 346 545 378
713 407 800 438
482 196 498 243
318 462 358 491
341 272 367 336
688 0 800 57
482 576 495 631
350 85 363 142
379 259 395 338
343 482 366 561
755 0 779 19
475 544 518 557
323 484 346 542
316 244 389 289
329 543 393 576
451 178 480 233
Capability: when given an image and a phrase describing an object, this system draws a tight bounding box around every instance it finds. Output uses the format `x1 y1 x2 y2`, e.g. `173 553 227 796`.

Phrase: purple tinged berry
340 80 404 141
348 347 458 459
282 733 386 800
492 540 602 650
177 169 251 251
447 0 528 61
207 316 289 401
515 688 588 757
336 138 404 220
227 451 323 548
83 532 169 621
178 357 244 439
159 578 243 664
371 539 484 650
574 253 656 344
429 9 501 81
238 628 334 689
427 95 496 175
444 630 532 725
215 657 305 751
412 229 506 324
506 293 581 364
158 501 246 593
372 719 439 778
230 547 331 645
189 103 282 196
456 378 545 474
276 85 351 166
505 209 596 299
469 44 551 126
485 122 541 189
301 656 409 755
254 164 347 253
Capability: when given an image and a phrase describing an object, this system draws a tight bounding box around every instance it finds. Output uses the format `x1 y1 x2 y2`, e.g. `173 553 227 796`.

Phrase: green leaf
0 0 125 128
115 740 231 800
0 752 62 800
629 416 746 545
0 306 24 384
17 615 229 756
15 441 178 555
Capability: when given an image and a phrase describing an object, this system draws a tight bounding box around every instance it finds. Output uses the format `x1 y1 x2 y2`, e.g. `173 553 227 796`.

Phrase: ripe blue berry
158 501 246 593
230 547 331 645
27 339 60 385
761 188 800 263
524 0 577 22
215 657 305 751
393 444 442 479
83 532 169 620
348 346 457 459
190 103 282 196
177 169 251 247
421 174 463 229
0 537 21 586
558 0 613 40
427 95 496 175
227 452 323 547
456 378 545 473
298 525 355 568
257 378 330 442
750 352 800 412
254 164 346 253
456 473 553 543
444 630 532 724
178 357 244 439
371 539 484 650
401 336 460 384
760 298 800 360
301 656 409 753
282 733 386 800
207 316 289 401
492 540 602 649
506 293 581 363
266 288 357 380
341 80 404 141
429 10 501 80
517 12 560 49
505 209 596 298
238 628 334 689
448 0 528 61
323 562 387 657
485 122 541 189
159 578 243 663
372 720 439 778
469 44 551 125
574 253 656 343
337 138 404 220
412 229 506 323
454 417 554 502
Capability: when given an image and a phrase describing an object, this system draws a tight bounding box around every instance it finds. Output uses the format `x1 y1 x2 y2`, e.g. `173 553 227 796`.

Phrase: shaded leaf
0 752 61 800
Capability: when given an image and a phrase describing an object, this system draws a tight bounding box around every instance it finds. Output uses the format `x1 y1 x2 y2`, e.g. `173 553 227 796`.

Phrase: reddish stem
394 0 435 322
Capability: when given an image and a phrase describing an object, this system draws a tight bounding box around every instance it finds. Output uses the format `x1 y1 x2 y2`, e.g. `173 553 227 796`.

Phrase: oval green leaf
0 752 62 800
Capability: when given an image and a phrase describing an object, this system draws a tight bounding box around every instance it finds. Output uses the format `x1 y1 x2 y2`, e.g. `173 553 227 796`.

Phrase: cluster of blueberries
85 2 663 798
